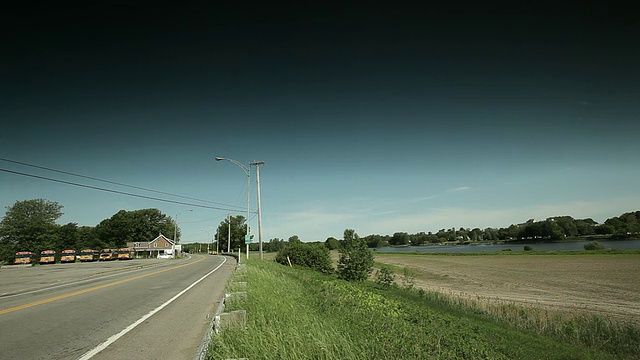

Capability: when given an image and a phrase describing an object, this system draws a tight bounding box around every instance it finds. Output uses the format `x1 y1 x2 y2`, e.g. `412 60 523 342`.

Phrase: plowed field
375 254 640 323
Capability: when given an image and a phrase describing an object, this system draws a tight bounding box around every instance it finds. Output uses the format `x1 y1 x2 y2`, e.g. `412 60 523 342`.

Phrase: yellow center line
0 255 205 316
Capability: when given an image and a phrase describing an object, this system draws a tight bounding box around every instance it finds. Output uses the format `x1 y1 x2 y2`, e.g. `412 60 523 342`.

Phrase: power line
0 157 245 210
0 168 247 213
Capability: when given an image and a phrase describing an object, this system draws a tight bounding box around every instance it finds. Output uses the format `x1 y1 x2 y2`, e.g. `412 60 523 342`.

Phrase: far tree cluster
361 212 640 247
0 199 179 264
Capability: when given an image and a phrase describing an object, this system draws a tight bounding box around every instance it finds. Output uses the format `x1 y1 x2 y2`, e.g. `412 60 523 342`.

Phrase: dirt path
375 254 640 323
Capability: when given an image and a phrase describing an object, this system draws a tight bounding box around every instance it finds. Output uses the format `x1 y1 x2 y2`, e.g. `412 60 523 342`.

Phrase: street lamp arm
215 157 250 175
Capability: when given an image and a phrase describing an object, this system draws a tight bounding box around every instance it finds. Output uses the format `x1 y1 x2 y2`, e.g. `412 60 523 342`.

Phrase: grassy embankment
207 258 638 359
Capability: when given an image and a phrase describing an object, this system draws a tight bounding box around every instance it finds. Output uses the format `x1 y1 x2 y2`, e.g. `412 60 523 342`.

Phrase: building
127 233 175 258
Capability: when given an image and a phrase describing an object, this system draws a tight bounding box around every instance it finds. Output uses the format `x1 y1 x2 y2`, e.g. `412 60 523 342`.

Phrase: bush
584 241 604 250
401 267 416 289
374 266 395 287
524 245 533 251
337 229 374 281
275 242 334 274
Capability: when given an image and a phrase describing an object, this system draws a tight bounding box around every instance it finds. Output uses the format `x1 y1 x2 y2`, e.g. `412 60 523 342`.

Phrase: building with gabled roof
127 233 175 258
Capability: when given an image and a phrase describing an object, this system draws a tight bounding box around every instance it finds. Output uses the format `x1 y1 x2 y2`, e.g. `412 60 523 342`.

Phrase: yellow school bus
14 251 34 265
117 248 134 260
40 250 56 264
79 249 99 262
99 248 117 261
60 249 76 263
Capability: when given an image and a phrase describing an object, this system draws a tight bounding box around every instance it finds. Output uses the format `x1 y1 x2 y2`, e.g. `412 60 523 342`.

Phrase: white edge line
77 256 228 360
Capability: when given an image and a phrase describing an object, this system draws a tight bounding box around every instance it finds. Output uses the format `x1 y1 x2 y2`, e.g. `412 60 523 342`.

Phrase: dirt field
375 253 640 323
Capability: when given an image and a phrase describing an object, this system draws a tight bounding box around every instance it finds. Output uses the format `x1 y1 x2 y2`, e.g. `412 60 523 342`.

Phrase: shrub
337 229 374 281
401 267 416 289
275 242 333 274
374 266 395 287
524 245 533 251
584 241 604 250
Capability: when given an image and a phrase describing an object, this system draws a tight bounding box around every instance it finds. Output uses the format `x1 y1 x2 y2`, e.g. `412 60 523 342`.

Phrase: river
375 239 640 253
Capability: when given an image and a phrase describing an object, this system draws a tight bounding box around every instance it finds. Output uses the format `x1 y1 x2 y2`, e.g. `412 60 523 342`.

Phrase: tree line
362 211 640 247
184 210 640 254
3 198 638 264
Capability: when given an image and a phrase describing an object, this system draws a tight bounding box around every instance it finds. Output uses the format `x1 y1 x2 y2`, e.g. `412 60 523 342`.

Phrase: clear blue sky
1 3 639 243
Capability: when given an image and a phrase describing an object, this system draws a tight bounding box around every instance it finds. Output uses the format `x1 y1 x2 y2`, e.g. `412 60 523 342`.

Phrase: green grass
206 260 634 360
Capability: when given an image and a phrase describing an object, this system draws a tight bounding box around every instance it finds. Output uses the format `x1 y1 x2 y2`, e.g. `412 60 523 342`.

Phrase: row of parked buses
14 248 136 265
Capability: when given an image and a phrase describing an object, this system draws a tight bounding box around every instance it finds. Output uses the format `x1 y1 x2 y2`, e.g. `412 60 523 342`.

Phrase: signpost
244 234 252 259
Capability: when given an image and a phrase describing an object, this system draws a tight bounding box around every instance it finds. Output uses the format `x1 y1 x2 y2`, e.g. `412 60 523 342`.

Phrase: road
0 254 236 359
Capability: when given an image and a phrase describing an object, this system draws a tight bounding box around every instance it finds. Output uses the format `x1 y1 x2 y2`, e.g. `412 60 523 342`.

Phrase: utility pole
215 157 251 258
250 161 265 259
227 213 231 253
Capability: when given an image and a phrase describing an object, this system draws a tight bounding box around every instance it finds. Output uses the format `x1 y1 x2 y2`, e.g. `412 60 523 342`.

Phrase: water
376 239 640 253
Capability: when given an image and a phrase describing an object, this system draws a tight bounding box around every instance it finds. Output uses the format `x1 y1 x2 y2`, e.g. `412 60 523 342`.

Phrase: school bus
60 249 76 263
40 250 56 264
117 248 135 260
79 249 99 262
99 248 117 261
14 251 34 265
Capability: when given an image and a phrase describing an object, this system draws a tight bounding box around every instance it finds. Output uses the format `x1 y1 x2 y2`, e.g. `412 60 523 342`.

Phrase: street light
173 209 193 258
215 157 251 259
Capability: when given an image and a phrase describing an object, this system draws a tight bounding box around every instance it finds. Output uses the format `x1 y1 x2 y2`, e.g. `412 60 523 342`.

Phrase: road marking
0 256 206 315
77 256 227 359
1 261 174 299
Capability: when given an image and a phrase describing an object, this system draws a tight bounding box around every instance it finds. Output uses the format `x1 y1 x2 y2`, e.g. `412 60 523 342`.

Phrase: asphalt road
0 254 236 359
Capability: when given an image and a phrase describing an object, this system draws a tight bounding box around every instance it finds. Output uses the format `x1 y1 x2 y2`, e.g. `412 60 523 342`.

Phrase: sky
1 2 639 244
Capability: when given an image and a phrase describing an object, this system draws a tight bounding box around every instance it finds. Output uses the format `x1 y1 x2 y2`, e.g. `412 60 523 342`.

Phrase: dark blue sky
1 2 639 242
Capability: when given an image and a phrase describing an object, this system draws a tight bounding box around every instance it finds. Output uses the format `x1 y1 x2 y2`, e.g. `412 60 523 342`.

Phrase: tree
288 235 301 243
469 228 483 241
325 237 341 250
58 222 80 250
215 215 247 252
0 199 63 263
337 229 373 281
457 227 469 242
266 237 285 253
552 216 578 237
95 208 174 248
390 232 409 246
483 228 499 241
602 211 640 236
575 218 597 236
364 234 389 248
410 232 428 246
76 226 99 250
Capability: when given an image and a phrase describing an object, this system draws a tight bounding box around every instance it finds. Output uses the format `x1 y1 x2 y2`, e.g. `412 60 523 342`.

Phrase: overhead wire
0 157 245 210
0 168 248 213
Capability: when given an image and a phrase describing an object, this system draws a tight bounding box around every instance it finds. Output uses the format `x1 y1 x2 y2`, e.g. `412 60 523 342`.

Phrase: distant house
127 233 175 258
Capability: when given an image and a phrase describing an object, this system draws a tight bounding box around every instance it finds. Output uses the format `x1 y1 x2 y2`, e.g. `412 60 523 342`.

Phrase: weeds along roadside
207 259 627 360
